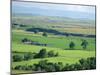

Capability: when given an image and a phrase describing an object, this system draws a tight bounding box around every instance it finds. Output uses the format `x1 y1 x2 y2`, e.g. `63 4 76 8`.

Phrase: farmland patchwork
12 1 96 74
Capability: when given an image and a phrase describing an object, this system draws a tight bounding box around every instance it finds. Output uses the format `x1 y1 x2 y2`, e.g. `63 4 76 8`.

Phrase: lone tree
42 32 48 37
37 48 47 58
69 41 75 49
81 40 88 49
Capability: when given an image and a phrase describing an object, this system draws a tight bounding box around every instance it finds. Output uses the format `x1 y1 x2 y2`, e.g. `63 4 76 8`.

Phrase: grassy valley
12 15 96 74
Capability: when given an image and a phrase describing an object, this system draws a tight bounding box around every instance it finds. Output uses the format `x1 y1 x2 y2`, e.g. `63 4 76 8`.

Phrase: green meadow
12 16 96 74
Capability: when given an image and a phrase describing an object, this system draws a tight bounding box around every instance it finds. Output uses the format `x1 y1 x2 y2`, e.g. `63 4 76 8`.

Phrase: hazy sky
12 1 95 20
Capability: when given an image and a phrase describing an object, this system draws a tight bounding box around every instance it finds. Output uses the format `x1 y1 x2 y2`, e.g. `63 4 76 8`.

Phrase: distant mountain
12 4 95 20
12 13 95 27
12 13 95 23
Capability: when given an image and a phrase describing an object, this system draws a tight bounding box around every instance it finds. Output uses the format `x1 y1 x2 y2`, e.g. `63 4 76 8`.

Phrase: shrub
14 65 22 70
13 55 23 62
42 32 48 37
24 53 34 60
79 57 96 70
37 48 47 58
46 63 56 72
21 38 28 42
13 57 96 72
69 41 75 49
54 62 63 71
62 64 70 71
34 49 58 58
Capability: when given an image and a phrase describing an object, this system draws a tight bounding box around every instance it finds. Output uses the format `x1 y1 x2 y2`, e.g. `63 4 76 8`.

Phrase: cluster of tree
63 57 96 71
34 48 59 58
21 38 48 46
13 57 96 72
34 31 48 37
32 29 48 37
12 49 59 62
69 40 88 50
26 28 48 37
26 28 59 35
12 23 27 29
13 55 24 62
33 29 48 37
12 53 35 62
26 27 95 38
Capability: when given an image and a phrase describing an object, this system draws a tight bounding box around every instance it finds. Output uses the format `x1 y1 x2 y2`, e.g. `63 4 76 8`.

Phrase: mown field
12 16 96 74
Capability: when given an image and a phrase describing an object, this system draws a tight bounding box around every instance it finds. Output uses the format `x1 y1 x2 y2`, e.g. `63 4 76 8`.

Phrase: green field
12 16 95 35
12 16 96 74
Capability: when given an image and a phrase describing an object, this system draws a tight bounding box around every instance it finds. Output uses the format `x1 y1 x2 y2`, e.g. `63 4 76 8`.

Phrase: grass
12 29 96 50
12 29 95 69
11 15 96 74
53 27 95 35
12 50 95 68
12 16 95 35
11 70 33 74
12 23 96 74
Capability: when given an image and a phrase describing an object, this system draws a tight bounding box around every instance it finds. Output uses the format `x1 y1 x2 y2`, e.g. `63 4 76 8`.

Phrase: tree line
26 27 95 38
13 48 59 62
13 57 96 72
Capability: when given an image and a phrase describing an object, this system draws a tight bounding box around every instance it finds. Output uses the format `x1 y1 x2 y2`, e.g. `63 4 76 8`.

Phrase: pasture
12 16 96 74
